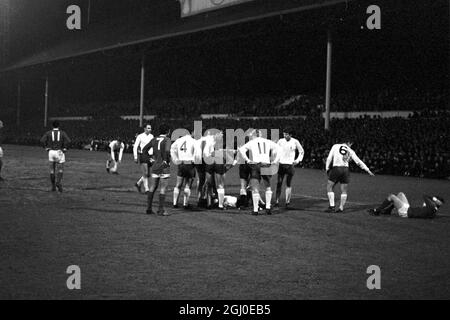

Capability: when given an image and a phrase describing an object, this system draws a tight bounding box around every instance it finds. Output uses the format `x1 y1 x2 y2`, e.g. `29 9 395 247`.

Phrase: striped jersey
40 129 71 151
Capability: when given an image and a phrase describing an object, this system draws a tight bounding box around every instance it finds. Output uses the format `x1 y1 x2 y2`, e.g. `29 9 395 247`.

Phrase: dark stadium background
1 0 447 103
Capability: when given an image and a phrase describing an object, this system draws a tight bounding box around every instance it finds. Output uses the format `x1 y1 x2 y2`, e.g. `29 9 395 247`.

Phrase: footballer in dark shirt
142 124 172 216
368 192 444 219
40 121 71 192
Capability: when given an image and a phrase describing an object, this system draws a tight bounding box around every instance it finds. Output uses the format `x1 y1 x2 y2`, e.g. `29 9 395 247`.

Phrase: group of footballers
30 120 444 219
122 123 308 216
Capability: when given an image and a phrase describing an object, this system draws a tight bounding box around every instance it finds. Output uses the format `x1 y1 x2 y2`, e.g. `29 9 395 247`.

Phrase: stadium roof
1 0 354 72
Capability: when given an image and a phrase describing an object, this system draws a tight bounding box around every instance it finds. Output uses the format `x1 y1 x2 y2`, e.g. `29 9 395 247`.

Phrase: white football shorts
151 173 170 179
48 150 66 164
0 147 3 158
397 203 410 218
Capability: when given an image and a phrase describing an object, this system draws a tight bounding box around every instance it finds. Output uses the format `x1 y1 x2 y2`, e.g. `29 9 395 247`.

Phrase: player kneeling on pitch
40 121 71 192
142 125 171 216
106 139 124 174
325 139 374 213
368 193 444 219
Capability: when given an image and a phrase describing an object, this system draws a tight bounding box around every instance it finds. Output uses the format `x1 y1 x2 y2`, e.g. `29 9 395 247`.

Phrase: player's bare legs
147 178 160 214
158 178 169 214
261 176 273 214
389 194 406 209
137 163 149 193
205 172 214 208
370 193 408 216
215 173 225 209
173 176 184 207
336 183 348 212
326 180 336 211
197 171 206 205
49 162 57 191
285 174 293 206
55 163 64 192
183 178 194 209
249 178 260 215
275 173 285 206
397 192 409 206
239 178 249 208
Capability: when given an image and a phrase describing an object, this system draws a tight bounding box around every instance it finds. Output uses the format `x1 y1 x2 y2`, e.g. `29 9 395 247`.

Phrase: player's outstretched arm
351 152 374 176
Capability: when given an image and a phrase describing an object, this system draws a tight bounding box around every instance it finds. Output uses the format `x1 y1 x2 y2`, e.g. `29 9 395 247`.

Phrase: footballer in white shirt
239 129 280 215
106 139 125 174
194 134 209 208
133 123 154 193
170 133 197 209
325 139 374 213
275 128 304 208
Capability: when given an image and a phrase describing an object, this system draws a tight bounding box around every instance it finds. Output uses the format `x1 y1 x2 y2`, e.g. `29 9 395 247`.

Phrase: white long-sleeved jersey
239 137 280 164
277 138 304 165
326 143 369 172
133 132 154 159
109 140 124 162
171 135 196 163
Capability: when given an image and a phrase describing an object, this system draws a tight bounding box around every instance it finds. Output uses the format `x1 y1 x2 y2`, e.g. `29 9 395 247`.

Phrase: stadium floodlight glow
179 0 255 17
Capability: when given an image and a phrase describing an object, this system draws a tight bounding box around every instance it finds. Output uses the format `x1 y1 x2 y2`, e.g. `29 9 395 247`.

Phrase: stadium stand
2 92 449 179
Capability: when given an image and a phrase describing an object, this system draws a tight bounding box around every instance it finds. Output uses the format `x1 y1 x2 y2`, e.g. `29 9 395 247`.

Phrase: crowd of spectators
2 107 449 179
49 88 448 119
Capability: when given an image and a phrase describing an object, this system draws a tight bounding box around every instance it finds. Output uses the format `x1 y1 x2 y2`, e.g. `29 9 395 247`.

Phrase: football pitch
0 145 449 299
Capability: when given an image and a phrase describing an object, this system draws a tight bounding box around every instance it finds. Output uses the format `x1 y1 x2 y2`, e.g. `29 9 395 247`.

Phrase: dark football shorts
328 166 350 184
151 161 170 176
278 164 295 177
177 163 196 179
195 162 206 176
113 151 120 162
138 153 151 165
249 163 272 181
206 163 227 175
239 163 251 180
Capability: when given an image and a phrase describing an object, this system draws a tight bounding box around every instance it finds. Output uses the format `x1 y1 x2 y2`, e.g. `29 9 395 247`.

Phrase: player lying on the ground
171 132 197 209
0 120 4 181
368 193 444 219
106 139 124 174
275 127 304 208
325 138 374 213
142 125 172 216
133 123 154 193
40 121 71 192
239 129 280 215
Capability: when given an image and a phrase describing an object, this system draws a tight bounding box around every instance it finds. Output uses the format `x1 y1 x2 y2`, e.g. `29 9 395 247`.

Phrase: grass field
0 144 449 299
